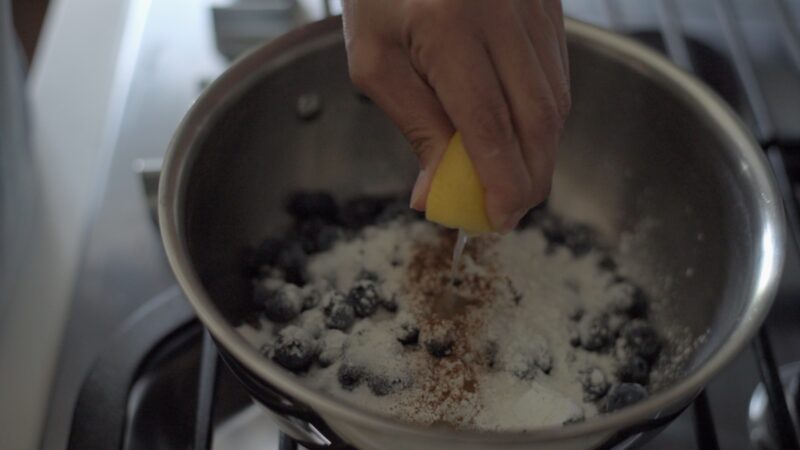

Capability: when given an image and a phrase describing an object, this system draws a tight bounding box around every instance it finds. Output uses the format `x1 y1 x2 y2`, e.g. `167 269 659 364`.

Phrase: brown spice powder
400 229 505 426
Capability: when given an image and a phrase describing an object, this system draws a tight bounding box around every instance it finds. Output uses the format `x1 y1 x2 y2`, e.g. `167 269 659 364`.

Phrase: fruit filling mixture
237 192 679 430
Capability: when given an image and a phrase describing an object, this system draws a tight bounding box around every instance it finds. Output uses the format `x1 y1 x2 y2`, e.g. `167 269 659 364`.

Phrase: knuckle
469 101 516 151
404 126 437 161
407 37 436 76
402 2 456 72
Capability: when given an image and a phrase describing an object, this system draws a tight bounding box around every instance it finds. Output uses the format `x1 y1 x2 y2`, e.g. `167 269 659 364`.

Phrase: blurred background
1 1 800 449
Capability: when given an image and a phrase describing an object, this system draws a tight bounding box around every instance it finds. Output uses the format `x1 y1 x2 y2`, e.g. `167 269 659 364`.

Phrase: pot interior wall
181 33 761 382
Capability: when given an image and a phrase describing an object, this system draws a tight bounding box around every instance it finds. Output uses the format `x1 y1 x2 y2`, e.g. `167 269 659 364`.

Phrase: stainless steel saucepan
159 17 785 449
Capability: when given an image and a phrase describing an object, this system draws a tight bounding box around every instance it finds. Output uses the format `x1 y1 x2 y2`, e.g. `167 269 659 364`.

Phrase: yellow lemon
425 133 493 233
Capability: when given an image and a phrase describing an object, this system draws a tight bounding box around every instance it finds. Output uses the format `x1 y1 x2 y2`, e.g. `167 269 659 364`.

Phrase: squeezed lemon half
425 133 493 234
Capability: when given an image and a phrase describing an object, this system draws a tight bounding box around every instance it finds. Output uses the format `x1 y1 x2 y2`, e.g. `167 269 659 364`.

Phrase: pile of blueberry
252 192 661 414
250 191 421 285
569 280 662 414
569 279 660 414
250 191 428 391
520 204 663 414
519 204 597 257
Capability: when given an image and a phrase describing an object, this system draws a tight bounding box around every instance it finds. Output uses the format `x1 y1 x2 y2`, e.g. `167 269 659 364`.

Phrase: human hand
342 0 570 232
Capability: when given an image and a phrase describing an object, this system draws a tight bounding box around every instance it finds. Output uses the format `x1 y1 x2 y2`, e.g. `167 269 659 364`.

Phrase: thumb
347 45 453 210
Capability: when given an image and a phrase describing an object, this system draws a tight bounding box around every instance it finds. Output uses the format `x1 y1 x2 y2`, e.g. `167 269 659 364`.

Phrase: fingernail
409 170 427 211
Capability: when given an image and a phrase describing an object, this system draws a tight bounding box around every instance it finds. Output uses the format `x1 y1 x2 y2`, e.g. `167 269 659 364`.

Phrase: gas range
33 1 800 449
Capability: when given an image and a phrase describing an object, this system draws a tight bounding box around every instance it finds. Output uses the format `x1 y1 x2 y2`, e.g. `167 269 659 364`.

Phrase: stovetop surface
41 1 800 449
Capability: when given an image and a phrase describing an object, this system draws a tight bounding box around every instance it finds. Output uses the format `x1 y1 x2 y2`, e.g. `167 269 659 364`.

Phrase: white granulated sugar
345 320 408 374
238 218 697 430
308 222 431 292
476 374 584 430
650 328 708 390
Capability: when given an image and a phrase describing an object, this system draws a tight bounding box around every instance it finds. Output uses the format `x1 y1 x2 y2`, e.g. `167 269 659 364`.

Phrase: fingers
346 42 453 210
538 0 570 84
516 0 571 118
481 5 560 212
410 28 533 232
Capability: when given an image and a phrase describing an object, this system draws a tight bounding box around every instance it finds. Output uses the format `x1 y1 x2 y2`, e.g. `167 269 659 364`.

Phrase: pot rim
159 16 786 443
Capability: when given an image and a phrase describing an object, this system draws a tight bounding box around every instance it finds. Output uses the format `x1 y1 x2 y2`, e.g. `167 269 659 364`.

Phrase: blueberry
357 270 380 282
567 305 584 321
297 309 326 339
579 368 609 402
272 326 317 372
367 373 413 396
347 279 382 317
563 224 595 256
598 255 617 271
337 363 365 390
252 238 286 268
517 204 548 229
542 224 567 247
252 239 308 284
254 281 303 323
484 341 499 368
629 290 649 319
380 295 398 312
294 219 342 254
563 416 585 426
375 199 421 224
393 313 419 345
253 276 284 298
285 191 338 223
607 313 627 337
318 330 347 367
618 356 650 385
277 242 308 284
506 338 553 380
579 314 612 352
300 285 321 310
255 265 285 280
338 196 391 229
569 327 581 347
621 320 662 362
607 280 648 319
602 383 648 413
322 291 355 330
425 336 454 358
534 213 566 245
